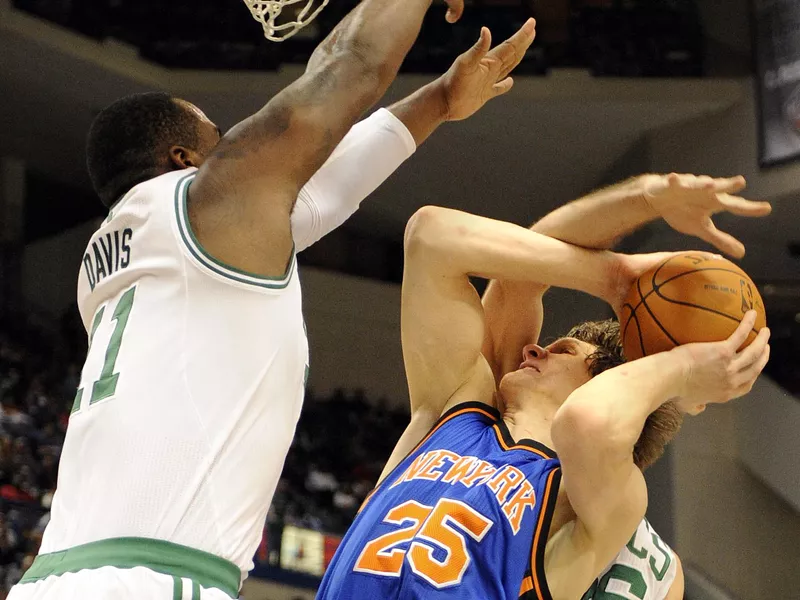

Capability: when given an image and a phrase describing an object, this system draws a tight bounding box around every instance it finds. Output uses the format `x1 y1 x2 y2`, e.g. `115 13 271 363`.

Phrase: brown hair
566 319 683 471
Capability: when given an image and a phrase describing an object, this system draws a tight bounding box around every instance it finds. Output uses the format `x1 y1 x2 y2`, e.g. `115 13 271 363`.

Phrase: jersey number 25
353 498 493 589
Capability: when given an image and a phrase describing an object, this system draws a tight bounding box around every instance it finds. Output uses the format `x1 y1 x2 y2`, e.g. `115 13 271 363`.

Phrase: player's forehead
176 99 222 142
179 100 212 123
175 99 217 131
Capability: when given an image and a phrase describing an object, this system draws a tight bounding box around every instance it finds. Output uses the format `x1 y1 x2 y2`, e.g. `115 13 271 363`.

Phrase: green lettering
91 286 136 404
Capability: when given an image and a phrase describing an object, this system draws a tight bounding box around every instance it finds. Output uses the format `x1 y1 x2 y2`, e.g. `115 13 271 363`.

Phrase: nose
522 343 547 362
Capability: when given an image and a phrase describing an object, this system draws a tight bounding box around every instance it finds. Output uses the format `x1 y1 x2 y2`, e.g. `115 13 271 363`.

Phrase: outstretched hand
642 174 772 259
437 19 536 122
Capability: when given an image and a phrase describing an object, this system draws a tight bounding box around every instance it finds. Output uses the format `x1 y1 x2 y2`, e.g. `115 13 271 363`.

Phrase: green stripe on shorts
20 537 240 598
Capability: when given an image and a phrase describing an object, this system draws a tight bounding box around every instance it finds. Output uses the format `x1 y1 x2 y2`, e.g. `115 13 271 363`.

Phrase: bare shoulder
183 55 379 280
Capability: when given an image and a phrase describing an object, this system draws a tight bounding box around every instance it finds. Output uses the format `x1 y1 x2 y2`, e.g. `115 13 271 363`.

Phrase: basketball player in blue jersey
324 173 769 600
316 203 770 599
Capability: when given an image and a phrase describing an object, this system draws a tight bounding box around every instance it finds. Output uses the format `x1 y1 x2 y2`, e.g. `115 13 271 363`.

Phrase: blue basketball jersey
316 402 562 600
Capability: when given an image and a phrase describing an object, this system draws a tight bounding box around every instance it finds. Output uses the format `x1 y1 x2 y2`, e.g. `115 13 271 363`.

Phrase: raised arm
482 174 771 383
544 311 770 598
290 21 536 252
188 0 464 278
376 206 622 483
401 207 618 415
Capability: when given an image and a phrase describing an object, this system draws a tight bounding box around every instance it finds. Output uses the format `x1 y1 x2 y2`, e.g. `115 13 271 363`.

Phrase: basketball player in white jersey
7 5 540 600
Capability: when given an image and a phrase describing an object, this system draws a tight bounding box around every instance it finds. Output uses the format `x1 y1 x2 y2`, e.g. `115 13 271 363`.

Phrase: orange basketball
620 252 767 361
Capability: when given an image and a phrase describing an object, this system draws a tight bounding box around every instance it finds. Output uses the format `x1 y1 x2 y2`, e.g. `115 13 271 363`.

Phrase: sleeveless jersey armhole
172 172 297 293
358 402 499 513
518 467 562 600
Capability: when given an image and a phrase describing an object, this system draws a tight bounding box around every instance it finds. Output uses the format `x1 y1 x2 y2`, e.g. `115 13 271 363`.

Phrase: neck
502 401 558 450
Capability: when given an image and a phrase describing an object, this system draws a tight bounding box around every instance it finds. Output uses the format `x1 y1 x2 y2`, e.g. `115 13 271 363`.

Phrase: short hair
86 92 200 207
567 319 683 471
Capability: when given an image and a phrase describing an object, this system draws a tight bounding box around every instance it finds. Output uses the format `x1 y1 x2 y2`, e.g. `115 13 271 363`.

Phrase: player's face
500 337 596 406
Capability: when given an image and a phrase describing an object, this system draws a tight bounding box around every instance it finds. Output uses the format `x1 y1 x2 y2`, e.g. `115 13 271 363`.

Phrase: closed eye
549 341 576 355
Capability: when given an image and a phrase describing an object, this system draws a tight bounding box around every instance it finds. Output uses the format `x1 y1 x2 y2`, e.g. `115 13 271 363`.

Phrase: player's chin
512 367 541 383
499 370 540 396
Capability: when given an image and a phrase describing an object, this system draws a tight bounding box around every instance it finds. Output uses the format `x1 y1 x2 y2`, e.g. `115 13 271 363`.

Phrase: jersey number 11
71 286 137 414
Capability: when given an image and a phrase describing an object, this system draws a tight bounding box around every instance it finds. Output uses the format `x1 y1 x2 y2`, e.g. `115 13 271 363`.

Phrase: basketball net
243 0 330 42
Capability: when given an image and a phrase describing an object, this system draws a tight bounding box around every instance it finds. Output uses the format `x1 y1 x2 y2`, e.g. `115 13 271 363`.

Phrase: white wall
645 85 800 284
737 377 800 512
671 401 800 600
648 79 800 202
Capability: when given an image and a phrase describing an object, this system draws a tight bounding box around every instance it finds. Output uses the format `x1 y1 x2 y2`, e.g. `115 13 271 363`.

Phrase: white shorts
7 537 241 600
8 566 232 600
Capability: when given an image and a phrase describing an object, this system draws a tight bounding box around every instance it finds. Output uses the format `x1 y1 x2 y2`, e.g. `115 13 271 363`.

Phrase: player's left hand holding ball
435 18 536 122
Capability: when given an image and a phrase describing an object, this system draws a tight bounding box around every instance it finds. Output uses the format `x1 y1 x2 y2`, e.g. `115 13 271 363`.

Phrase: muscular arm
376 206 619 482
387 81 449 146
482 177 658 383
288 83 448 252
189 0 449 278
290 108 416 252
545 351 687 599
291 20 537 251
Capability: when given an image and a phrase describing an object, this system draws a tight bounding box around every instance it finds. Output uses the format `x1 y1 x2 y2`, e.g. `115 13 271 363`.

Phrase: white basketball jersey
584 519 678 600
40 169 309 580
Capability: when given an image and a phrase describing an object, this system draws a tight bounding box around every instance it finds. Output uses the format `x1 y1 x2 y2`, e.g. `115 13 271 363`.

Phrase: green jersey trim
19 537 240 598
174 172 296 289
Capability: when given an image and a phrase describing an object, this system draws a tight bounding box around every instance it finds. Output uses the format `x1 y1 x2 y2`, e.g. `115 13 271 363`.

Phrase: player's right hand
436 19 536 122
444 0 465 23
668 310 770 415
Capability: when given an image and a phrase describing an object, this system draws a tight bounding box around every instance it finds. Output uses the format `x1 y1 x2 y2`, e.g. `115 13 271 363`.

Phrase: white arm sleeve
290 108 417 252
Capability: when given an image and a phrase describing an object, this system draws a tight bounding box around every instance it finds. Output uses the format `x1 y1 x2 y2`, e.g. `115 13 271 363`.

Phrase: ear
169 145 202 169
